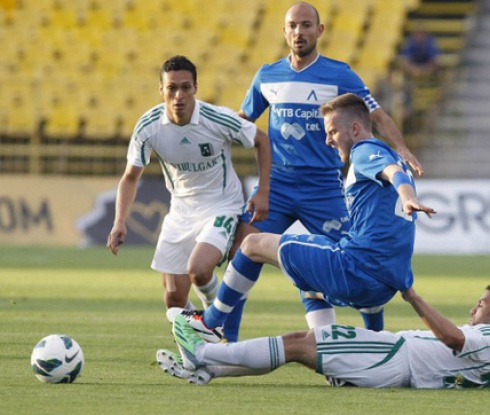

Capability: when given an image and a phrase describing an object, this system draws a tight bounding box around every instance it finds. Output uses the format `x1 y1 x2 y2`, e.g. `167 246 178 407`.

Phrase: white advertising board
244 178 490 254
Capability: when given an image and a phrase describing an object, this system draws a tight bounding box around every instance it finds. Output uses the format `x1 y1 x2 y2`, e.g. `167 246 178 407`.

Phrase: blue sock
223 297 247 342
360 307 384 331
203 249 263 329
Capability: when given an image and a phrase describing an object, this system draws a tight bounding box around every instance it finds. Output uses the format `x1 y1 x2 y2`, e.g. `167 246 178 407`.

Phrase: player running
107 55 270 317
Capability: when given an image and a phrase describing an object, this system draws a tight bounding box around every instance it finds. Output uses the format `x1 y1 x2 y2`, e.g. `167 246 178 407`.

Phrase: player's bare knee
240 233 263 260
187 266 212 286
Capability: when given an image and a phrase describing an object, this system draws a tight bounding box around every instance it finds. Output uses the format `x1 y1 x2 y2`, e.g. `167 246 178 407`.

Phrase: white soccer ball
31 334 84 384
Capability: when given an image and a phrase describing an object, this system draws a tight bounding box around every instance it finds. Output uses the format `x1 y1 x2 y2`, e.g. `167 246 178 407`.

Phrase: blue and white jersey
241 54 380 170
341 139 416 291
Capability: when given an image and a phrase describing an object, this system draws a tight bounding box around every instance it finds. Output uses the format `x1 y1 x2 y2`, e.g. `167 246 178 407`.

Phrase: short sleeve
240 65 269 120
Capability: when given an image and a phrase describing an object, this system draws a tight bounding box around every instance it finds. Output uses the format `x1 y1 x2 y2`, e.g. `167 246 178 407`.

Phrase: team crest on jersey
307 89 318 101
199 143 214 157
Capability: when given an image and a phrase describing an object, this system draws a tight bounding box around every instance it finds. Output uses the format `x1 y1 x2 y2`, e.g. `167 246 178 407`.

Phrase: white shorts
150 208 240 274
315 325 411 388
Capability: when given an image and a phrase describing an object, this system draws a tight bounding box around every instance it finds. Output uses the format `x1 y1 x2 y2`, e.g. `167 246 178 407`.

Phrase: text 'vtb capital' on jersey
271 105 322 120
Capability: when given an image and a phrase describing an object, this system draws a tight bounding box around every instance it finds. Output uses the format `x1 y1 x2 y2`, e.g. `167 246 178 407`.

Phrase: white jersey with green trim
399 324 490 389
127 100 257 212
316 324 490 389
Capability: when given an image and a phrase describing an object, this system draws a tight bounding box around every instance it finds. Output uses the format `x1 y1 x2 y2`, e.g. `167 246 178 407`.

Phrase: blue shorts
242 167 350 241
277 234 397 309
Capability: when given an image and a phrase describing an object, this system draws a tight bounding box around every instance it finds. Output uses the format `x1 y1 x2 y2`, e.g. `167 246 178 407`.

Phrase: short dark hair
160 55 197 84
320 93 371 130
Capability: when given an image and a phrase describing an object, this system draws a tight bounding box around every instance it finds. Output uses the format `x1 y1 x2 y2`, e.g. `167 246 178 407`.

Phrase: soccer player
158 284 490 388
224 1 425 337
107 56 271 315
170 92 435 343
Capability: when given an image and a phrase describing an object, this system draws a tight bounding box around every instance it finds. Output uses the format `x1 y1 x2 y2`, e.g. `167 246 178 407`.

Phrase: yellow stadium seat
196 69 221 103
0 0 16 10
323 1 370 64
47 4 81 29
43 97 80 139
81 3 115 30
81 105 119 140
5 98 40 137
119 5 151 31
218 76 250 110
323 29 359 64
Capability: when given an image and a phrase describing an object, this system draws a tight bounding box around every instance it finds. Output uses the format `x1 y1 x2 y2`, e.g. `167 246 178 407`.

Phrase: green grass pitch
1 246 489 415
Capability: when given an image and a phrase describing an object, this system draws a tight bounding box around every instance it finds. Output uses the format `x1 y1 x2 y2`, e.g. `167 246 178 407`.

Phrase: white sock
197 336 285 377
305 308 336 329
185 299 197 311
193 273 219 309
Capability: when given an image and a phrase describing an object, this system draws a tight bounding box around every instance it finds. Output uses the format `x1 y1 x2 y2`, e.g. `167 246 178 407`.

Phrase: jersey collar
287 53 320 73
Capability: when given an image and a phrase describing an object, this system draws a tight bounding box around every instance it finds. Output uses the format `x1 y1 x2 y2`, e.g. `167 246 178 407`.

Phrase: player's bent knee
187 267 212 286
241 233 280 265
240 233 262 257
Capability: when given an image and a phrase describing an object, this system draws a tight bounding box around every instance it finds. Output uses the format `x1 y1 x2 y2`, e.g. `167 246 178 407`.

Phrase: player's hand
398 148 424 177
107 225 126 255
403 199 436 218
247 188 269 225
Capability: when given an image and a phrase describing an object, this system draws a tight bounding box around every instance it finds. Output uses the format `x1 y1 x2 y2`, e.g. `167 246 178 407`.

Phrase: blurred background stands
0 0 478 177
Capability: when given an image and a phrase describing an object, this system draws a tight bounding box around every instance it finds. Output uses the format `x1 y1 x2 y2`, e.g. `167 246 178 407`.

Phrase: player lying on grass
157 285 490 388
166 92 435 343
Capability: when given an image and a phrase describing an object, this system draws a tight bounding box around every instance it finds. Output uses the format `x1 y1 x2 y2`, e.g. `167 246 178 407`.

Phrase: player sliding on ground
158 285 490 388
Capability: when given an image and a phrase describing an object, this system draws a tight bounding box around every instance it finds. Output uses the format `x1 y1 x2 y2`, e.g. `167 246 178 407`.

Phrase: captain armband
392 171 414 191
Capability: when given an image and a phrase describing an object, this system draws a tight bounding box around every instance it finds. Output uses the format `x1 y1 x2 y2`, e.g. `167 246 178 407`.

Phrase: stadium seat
322 1 370 64
5 98 39 137
81 3 115 30
218 75 251 110
47 3 80 29
81 105 119 140
43 97 81 139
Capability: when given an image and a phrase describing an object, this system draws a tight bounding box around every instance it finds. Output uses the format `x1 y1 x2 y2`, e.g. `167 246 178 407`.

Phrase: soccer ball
31 334 84 384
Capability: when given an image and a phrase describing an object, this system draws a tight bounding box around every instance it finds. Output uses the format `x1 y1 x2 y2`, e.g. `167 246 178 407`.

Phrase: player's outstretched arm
380 164 436 218
107 164 144 255
402 287 466 352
